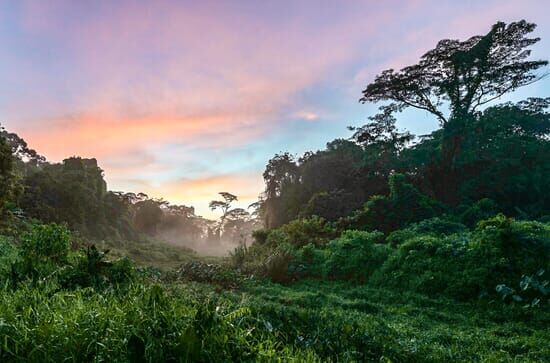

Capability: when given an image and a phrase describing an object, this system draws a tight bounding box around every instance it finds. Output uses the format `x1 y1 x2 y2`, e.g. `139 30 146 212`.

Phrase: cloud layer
1 0 549 217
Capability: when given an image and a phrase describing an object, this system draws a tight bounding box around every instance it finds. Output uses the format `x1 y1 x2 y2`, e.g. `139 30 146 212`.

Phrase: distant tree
209 192 253 243
209 192 238 221
0 128 17 215
261 153 301 228
455 98 550 215
133 200 163 236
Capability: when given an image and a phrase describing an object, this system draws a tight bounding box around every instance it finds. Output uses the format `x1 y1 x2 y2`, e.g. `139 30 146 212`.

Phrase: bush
386 217 467 245
459 198 499 227
18 223 71 279
371 234 480 299
262 244 294 283
496 269 549 307
268 216 338 248
0 236 19 280
341 174 443 233
473 215 550 280
109 257 137 284
289 243 327 279
60 245 137 289
323 230 390 282
372 215 550 300
229 241 248 270
251 229 269 245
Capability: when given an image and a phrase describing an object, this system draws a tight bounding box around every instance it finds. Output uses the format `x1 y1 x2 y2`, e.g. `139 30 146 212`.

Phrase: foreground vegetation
0 274 548 362
0 214 547 362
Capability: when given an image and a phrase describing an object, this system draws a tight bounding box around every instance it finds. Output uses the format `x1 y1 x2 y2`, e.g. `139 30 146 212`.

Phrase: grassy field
2 273 548 362
230 279 550 362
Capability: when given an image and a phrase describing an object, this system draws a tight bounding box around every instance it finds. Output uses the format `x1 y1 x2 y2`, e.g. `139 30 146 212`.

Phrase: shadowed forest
1 20 549 362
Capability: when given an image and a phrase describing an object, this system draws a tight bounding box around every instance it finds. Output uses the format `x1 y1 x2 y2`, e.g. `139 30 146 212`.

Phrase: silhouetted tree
360 20 548 204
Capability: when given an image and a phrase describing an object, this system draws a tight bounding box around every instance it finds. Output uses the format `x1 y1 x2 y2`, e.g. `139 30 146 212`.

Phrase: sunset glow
1 0 549 217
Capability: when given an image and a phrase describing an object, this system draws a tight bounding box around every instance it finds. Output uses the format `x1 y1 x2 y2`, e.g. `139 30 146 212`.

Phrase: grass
0 274 548 362
98 238 211 270
228 279 550 362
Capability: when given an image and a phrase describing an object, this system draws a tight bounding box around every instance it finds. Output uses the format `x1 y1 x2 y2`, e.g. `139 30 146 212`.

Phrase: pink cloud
129 172 265 218
7 0 549 215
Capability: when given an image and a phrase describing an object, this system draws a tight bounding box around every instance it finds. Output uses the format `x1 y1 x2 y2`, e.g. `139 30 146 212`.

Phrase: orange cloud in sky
6 0 549 217
21 111 256 159
125 173 265 219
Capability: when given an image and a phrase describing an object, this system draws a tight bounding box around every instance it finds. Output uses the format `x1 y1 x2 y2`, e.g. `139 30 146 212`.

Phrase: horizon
2 1 550 218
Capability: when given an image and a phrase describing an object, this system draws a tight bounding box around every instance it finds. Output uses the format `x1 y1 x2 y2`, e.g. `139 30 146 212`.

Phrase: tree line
259 20 550 231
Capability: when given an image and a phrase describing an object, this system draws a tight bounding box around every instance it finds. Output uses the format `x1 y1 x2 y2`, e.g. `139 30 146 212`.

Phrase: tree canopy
360 20 548 124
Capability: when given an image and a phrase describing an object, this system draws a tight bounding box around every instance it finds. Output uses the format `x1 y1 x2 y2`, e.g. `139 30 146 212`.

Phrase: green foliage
251 228 269 245
236 280 550 362
0 282 323 362
176 260 240 288
267 216 337 248
17 223 71 279
346 174 443 233
0 236 19 280
60 246 137 289
372 216 550 300
458 198 500 227
20 223 71 263
322 230 390 282
496 269 549 308
387 217 467 245
473 215 550 278
261 243 294 283
19 157 137 239
0 132 17 217
134 199 164 235
289 242 327 279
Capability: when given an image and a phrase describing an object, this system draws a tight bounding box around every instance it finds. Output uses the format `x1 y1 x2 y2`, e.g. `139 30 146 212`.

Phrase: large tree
360 20 548 203
361 20 547 124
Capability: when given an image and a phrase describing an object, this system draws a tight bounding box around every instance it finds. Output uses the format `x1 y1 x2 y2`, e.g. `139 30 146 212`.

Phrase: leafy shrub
459 198 499 227
261 244 294 283
268 216 338 248
251 229 269 245
0 236 19 280
229 241 248 270
289 242 327 279
60 245 137 289
323 230 390 282
20 223 71 263
473 215 550 280
17 223 71 279
372 215 550 300
496 269 549 308
108 257 136 284
372 234 481 299
342 174 443 233
386 217 467 245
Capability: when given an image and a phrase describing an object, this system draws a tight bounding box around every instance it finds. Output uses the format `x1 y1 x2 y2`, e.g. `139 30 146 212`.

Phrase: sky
1 0 549 218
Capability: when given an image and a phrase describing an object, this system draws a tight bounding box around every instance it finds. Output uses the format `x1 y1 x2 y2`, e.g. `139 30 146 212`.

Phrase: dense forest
0 20 549 362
